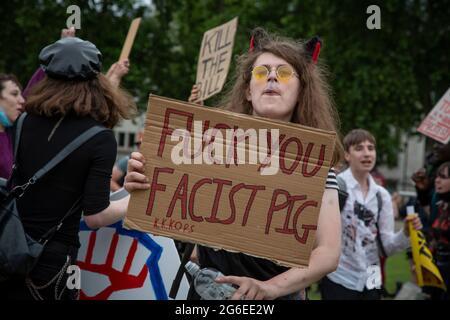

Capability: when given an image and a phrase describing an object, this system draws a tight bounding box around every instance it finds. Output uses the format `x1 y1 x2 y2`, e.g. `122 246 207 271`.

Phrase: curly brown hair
24 74 136 128
221 29 343 166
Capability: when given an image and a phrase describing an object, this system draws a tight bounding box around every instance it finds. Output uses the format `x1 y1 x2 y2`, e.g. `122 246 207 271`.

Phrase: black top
197 247 298 299
196 169 339 300
14 113 116 247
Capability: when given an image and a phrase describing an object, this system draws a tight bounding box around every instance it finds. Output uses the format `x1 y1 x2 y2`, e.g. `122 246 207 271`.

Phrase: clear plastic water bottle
185 261 236 300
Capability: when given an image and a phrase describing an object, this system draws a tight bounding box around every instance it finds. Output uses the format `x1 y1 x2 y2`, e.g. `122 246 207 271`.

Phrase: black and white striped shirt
325 168 339 190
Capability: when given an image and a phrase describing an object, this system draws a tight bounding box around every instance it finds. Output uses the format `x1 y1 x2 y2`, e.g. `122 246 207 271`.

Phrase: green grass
384 251 412 296
307 251 412 300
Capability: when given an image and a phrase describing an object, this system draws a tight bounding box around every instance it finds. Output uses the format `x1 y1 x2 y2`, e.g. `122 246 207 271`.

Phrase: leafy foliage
0 0 448 165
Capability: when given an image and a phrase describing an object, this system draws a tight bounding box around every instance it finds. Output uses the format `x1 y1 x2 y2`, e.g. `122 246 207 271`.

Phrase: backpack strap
169 243 195 299
6 112 28 190
336 175 349 211
375 191 387 257
39 196 83 244
32 126 108 181
11 125 108 198
336 175 347 193
13 112 28 161
376 192 383 215
9 121 109 244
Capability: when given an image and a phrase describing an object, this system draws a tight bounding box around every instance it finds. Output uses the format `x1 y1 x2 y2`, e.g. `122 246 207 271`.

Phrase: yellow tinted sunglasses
251 65 298 83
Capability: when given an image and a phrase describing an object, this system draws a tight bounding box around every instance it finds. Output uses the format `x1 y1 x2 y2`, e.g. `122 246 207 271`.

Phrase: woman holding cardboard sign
125 28 343 300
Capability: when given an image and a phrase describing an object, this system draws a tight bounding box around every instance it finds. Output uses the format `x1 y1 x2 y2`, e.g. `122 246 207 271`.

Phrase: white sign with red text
418 88 450 144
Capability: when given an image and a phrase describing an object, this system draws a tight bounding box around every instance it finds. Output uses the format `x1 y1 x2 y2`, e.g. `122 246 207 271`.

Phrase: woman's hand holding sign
124 152 150 192
215 275 277 300
188 84 204 105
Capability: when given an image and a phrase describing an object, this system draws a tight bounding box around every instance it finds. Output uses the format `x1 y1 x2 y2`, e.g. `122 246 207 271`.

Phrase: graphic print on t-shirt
342 201 379 265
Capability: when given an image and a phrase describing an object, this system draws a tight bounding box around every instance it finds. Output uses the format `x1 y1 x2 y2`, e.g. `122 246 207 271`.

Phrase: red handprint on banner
77 230 148 300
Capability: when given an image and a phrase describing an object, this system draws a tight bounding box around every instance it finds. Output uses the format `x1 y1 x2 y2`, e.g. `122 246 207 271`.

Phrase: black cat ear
305 36 322 64
249 27 269 53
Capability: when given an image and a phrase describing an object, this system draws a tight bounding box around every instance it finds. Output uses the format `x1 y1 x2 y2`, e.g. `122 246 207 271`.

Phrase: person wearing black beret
1 36 136 300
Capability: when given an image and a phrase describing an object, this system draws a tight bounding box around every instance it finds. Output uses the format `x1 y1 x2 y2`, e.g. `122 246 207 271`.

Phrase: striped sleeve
325 167 339 190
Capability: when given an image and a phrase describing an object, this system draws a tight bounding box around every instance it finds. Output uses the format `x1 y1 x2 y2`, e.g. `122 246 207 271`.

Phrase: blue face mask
0 106 13 128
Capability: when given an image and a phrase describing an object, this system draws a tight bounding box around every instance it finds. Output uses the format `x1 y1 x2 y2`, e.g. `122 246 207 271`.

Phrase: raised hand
61 27 76 38
124 152 150 192
403 213 423 236
106 59 130 88
188 84 204 105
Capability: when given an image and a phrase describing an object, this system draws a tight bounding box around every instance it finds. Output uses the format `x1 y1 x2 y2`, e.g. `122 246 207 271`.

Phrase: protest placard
195 17 238 101
417 88 450 144
125 95 336 268
119 17 141 61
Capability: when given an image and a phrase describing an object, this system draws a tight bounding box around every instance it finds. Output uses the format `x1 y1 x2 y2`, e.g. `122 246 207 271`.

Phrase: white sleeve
378 189 410 256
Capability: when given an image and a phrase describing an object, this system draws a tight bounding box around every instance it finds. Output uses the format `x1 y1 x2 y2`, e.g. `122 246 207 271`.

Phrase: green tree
1 0 448 166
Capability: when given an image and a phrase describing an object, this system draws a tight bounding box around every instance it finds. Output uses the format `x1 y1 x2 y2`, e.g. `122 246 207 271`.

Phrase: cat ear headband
248 28 322 64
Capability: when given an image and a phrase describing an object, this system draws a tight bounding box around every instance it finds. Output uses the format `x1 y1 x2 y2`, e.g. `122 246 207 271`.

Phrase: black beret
39 37 102 80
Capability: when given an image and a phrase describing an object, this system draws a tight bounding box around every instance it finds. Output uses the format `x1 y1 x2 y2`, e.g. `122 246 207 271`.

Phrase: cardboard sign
417 87 450 144
125 95 336 268
195 17 238 101
119 18 142 61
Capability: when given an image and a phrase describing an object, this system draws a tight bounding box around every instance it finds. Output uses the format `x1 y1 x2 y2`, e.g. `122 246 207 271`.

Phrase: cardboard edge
147 94 337 137
123 217 147 232
140 227 309 269
119 17 142 61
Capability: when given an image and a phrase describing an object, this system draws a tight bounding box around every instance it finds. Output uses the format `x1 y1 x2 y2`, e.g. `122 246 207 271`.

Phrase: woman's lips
263 89 280 96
